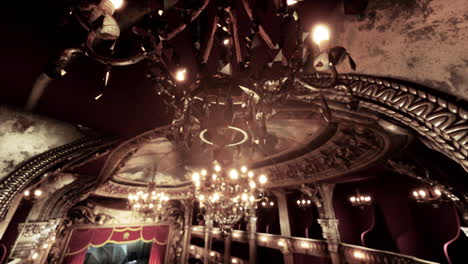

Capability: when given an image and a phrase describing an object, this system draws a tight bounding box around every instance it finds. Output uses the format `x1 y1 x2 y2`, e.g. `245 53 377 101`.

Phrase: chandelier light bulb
258 174 267 185
24 190 30 197
201 169 207 176
192 172 200 182
212 192 221 202
248 171 254 178
241 166 248 173
223 38 230 45
434 188 442 196
214 164 222 172
270 201 274 206
413 191 419 197
312 24 330 46
175 68 187 82
249 181 256 189
419 190 426 197
262 201 266 206
350 196 356 202
296 200 301 205
34 189 42 197
229 169 239 180
199 194 205 201
241 193 248 201
109 0 124 9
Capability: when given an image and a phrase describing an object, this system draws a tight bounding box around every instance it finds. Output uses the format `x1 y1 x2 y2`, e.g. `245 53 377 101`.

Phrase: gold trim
65 225 169 256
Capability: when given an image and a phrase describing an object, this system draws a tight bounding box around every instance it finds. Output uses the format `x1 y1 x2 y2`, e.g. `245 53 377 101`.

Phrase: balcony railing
190 225 439 264
341 243 439 264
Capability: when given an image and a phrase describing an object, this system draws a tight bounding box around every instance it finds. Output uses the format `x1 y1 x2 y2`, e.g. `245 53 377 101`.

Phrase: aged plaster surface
327 0 468 100
0 106 82 180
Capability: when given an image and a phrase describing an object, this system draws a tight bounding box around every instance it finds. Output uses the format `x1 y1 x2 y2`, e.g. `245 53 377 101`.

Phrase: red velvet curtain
63 225 169 264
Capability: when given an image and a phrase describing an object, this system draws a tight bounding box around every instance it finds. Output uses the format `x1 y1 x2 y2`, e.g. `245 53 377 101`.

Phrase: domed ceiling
112 117 327 186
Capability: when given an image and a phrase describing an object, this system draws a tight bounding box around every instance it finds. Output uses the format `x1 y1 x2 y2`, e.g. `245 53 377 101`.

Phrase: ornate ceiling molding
295 73 468 171
257 123 389 188
0 136 117 221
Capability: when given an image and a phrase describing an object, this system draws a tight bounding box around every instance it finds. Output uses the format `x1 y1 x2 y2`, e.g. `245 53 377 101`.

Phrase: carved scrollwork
296 73 468 171
0 136 116 221
260 123 387 187
97 126 173 186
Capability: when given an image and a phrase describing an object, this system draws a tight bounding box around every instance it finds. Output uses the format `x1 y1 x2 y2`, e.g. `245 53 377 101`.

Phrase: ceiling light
287 0 298 5
312 24 330 46
258 175 267 185
109 0 124 9
175 68 187 82
229 169 239 180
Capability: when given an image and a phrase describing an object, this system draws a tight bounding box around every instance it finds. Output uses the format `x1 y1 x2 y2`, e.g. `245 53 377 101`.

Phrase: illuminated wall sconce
353 250 366 262
412 185 455 207
349 189 372 209
23 188 43 200
259 198 275 209
296 195 312 209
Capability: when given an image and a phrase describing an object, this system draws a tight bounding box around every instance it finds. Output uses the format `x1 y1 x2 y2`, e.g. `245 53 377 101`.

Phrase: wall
324 0 468 100
333 173 464 263
0 106 82 181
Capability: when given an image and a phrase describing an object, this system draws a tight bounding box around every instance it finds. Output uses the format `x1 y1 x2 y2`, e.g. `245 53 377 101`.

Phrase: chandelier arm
202 16 219 64
166 0 211 41
241 0 276 49
226 9 243 64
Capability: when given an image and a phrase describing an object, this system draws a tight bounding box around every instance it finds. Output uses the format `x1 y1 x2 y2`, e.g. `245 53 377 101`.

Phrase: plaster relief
0 106 82 180
327 0 468 100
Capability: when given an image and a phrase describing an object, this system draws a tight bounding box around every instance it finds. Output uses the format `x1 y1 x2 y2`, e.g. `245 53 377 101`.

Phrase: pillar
181 201 194 264
223 231 232 264
273 191 294 264
317 184 342 264
203 214 213 264
247 214 257 264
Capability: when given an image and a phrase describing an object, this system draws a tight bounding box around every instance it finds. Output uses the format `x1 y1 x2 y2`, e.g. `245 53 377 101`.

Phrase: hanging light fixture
348 189 372 209
191 162 267 232
411 185 455 207
296 195 312 209
259 194 275 209
128 168 169 218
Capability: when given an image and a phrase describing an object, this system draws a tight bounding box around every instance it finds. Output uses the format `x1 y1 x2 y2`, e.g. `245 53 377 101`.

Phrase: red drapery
63 225 169 264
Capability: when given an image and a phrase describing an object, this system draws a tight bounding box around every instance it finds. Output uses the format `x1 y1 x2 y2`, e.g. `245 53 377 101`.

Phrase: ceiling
0 0 340 137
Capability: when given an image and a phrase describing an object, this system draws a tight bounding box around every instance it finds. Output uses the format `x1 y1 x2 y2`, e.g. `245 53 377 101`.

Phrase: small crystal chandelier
349 190 372 208
259 194 275 209
191 161 267 231
128 168 169 218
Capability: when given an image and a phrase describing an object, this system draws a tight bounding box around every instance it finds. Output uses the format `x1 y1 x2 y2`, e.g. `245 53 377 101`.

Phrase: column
317 184 342 264
247 214 257 264
273 191 294 264
203 214 213 264
181 201 194 264
223 231 232 264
